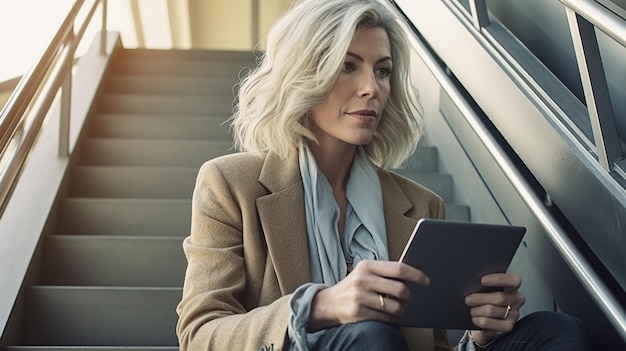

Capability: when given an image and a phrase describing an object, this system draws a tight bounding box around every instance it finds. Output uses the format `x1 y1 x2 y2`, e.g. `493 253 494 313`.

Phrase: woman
176 0 591 350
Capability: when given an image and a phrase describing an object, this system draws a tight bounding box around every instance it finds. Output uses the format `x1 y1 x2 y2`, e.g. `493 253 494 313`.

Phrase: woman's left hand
464 272 525 346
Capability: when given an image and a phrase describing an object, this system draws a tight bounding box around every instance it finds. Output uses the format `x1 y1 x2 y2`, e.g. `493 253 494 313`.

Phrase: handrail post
469 0 489 29
565 7 622 170
101 0 108 55
59 67 71 157
59 27 73 157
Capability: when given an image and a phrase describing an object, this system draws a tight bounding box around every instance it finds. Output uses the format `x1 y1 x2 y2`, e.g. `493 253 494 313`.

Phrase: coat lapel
256 153 419 294
257 151 312 294
379 171 420 261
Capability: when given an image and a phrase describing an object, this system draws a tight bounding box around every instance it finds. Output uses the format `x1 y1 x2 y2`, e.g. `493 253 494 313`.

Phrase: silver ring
503 304 512 319
379 294 385 311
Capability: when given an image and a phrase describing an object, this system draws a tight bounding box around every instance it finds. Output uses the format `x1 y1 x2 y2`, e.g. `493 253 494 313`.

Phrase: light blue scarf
299 142 388 283
288 143 389 350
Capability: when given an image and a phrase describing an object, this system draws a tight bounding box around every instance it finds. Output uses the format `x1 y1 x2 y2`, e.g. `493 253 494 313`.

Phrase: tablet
398 218 526 330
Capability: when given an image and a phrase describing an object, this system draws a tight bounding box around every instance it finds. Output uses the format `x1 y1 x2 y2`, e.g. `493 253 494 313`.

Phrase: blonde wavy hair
231 0 423 169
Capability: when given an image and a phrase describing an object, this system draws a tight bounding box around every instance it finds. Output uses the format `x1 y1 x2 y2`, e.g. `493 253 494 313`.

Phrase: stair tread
104 75 238 95
94 112 229 118
70 166 197 199
61 197 191 203
110 60 254 77
394 171 454 202
5 348 177 350
98 93 234 115
79 138 233 167
58 198 191 236
48 234 184 240
115 48 257 61
22 286 181 346
89 114 232 140
42 235 185 286
83 138 233 145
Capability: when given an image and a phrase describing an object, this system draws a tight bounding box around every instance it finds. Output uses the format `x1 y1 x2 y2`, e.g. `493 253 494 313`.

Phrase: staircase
2 47 468 350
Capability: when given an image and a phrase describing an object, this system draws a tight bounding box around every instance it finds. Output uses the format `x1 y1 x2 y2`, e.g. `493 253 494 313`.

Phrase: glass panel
486 0 584 103
595 0 626 20
485 0 600 149
597 29 626 156
456 0 471 13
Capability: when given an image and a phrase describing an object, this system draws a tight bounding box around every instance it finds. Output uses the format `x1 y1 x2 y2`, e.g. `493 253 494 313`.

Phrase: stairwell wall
0 32 120 344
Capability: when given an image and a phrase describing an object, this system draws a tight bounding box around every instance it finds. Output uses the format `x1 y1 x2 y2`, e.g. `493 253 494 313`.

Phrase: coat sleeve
176 160 290 351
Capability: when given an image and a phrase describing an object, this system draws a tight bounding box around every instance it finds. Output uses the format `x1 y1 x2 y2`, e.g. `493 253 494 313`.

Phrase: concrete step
98 93 232 116
114 48 257 62
110 59 253 78
444 203 471 222
103 75 239 96
21 286 180 346
58 198 190 236
79 139 232 167
396 171 454 203
5 347 178 351
396 146 438 173
69 166 197 199
89 114 232 141
41 235 185 287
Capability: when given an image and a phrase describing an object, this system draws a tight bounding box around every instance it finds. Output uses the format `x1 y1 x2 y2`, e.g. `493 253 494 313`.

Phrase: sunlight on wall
0 0 160 83
140 0 172 48
0 0 74 81
0 0 294 83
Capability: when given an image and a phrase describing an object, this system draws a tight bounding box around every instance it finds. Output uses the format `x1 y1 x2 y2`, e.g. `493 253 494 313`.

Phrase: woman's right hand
306 260 430 332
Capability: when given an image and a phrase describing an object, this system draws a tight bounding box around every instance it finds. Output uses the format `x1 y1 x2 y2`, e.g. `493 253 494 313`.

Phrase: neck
306 140 356 191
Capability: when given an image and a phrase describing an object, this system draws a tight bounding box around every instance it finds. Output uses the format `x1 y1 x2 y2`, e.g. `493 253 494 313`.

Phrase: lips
348 109 378 118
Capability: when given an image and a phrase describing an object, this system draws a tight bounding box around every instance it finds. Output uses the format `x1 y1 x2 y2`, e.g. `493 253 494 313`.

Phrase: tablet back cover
399 219 525 330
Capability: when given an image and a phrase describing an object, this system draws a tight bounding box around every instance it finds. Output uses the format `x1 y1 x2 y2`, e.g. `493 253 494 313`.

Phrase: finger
470 314 517 334
481 272 522 290
369 275 413 304
373 293 406 316
338 265 409 309
366 293 404 324
465 271 526 309
465 290 525 311
469 307 518 334
465 289 508 307
356 260 430 286
469 303 518 321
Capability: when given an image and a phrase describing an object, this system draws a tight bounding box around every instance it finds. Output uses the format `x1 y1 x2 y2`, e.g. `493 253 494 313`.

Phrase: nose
358 71 379 99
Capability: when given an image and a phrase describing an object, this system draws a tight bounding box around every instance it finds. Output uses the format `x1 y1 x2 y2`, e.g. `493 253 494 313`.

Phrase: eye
342 62 356 72
375 66 393 79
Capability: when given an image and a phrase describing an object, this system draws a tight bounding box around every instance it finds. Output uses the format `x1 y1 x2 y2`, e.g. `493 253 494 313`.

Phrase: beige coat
176 150 451 350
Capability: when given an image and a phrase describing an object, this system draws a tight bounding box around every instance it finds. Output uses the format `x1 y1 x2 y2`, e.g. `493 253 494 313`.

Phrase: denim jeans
485 311 592 350
308 311 591 351
310 320 409 351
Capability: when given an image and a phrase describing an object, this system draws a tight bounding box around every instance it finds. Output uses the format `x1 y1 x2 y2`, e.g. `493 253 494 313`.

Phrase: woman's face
309 26 392 149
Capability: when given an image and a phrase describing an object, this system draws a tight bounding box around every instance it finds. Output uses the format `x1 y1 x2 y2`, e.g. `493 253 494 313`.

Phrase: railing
383 0 626 344
0 0 108 216
561 0 626 172
465 0 625 173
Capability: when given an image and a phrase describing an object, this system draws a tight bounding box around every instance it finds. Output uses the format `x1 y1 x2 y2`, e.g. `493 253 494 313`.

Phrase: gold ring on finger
503 304 512 319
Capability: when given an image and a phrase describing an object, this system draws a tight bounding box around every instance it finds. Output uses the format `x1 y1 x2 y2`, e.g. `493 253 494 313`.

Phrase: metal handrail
561 0 626 47
382 0 626 344
0 0 107 215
